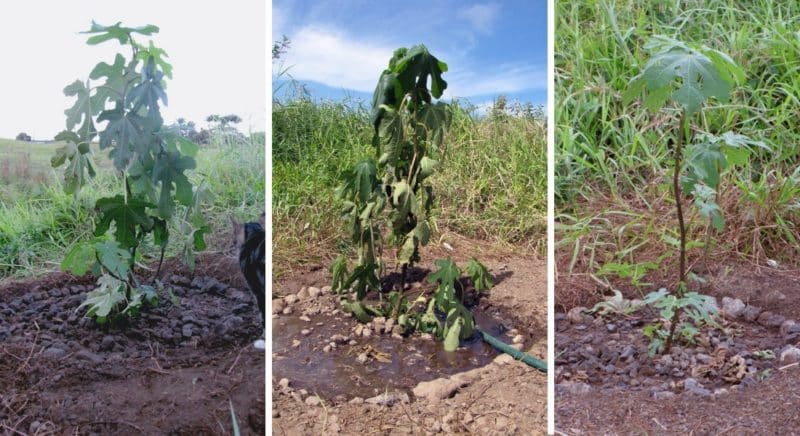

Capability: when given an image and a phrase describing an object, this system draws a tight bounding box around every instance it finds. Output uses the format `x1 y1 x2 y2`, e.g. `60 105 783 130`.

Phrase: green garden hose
477 328 547 372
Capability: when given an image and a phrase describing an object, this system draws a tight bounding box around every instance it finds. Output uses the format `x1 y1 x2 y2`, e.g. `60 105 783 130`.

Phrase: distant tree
15 132 31 142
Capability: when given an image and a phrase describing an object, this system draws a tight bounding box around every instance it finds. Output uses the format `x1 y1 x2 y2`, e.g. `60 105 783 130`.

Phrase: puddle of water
272 308 508 399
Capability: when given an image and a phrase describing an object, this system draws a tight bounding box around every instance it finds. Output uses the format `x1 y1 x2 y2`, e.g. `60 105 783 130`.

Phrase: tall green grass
556 0 800 282
273 98 546 276
0 135 264 280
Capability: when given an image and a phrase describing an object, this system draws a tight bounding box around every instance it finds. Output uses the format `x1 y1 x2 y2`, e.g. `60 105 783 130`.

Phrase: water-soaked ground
273 303 510 399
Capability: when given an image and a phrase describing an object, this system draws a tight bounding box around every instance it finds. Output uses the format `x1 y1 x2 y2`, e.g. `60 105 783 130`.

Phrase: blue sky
272 0 548 110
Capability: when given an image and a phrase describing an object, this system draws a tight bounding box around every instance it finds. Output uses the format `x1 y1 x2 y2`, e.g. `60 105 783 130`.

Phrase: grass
0 134 264 281
556 0 800 297
272 98 547 277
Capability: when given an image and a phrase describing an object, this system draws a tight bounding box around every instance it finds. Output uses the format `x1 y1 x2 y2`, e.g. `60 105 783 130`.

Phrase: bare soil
0 254 265 435
556 261 800 434
272 241 547 435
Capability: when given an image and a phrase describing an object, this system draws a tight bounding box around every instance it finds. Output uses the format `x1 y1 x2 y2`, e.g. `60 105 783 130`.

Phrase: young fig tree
334 45 451 313
624 36 765 352
54 22 206 322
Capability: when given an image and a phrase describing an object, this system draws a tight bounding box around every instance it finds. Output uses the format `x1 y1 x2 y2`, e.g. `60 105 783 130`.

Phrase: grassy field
272 98 547 276
556 0 800 289
0 134 264 280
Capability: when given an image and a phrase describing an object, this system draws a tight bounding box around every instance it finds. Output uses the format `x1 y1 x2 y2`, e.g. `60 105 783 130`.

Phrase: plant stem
665 111 688 353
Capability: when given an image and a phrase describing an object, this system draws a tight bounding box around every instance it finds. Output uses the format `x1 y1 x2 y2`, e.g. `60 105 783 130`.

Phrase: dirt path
272 245 547 435
0 254 265 435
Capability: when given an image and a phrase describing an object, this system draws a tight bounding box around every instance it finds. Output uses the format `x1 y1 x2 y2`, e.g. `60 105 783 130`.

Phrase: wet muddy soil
272 249 547 435
0 254 265 435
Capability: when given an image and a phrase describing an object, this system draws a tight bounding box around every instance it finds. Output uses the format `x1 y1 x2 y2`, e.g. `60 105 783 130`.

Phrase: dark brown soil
556 263 800 434
0 254 265 435
272 242 547 435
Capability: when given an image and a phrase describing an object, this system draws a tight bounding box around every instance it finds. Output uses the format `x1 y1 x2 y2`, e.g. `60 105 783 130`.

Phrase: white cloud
457 3 500 35
278 26 391 92
445 64 547 98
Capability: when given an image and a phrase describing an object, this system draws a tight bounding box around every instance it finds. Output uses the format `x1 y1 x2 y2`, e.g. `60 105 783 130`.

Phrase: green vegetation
327 45 498 351
273 97 546 277
556 1 800 306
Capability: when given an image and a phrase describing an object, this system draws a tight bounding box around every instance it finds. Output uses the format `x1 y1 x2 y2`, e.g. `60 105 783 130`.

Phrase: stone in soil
780 346 800 363
721 297 745 319
684 378 711 396
743 305 762 322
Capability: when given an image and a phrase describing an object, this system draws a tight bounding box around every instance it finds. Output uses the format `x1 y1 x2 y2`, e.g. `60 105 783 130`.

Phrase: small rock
463 411 474 425
362 327 372 338
291 339 301 348
282 306 293 315
653 391 675 400
413 378 468 402
606 323 617 333
781 319 796 336
100 335 115 351
272 299 285 314
182 324 194 338
323 344 332 353
512 334 524 344
494 354 516 365
620 345 636 360
278 378 290 390
743 305 762 322
308 287 322 298
365 391 409 406
567 307 590 324
556 382 591 395
299 315 311 322
74 350 104 364
721 297 746 319
300 329 311 336
356 353 368 364
684 378 711 396
43 346 67 359
284 294 299 305
349 397 364 405
758 311 786 328
321 285 332 294
304 396 321 406
296 287 310 300
780 346 800 363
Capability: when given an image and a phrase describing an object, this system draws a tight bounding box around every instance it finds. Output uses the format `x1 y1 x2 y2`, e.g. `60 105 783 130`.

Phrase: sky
0 1 265 140
272 0 548 110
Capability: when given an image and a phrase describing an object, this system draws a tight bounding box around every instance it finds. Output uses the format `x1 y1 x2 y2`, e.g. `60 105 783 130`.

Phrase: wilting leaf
94 240 132 278
78 274 127 320
465 258 493 292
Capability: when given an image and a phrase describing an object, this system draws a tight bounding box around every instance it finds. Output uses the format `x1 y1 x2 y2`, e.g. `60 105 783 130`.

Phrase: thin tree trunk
665 111 688 353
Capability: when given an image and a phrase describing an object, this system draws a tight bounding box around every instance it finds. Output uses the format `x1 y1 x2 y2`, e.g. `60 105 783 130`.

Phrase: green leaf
428 258 460 288
62 241 97 276
78 274 126 319
443 316 463 352
152 151 196 218
89 54 138 113
97 103 145 169
128 57 167 125
153 218 168 248
135 40 173 79
631 36 743 115
331 255 349 293
95 195 154 249
692 184 725 231
82 21 159 45
94 240 131 278
51 131 96 194
418 156 438 180
340 159 379 203
63 80 96 138
465 258 493 292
